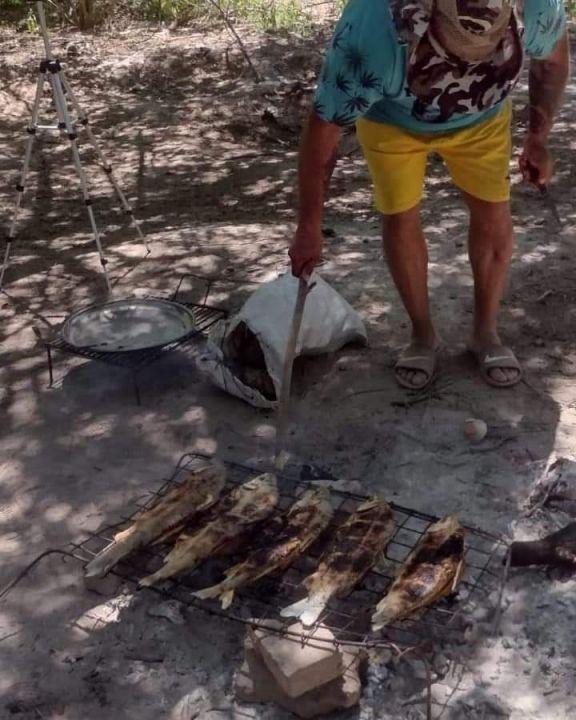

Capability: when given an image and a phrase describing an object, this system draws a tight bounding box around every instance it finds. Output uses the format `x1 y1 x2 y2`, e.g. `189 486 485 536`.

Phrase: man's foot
468 335 522 388
395 341 439 390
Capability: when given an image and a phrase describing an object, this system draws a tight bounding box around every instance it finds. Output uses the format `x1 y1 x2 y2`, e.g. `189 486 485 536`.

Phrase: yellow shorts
356 102 512 215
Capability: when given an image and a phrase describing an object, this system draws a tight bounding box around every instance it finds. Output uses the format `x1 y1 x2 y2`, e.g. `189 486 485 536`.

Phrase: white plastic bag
198 273 367 408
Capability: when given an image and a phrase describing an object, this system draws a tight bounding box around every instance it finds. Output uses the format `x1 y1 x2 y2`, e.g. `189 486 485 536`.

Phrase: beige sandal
395 346 438 390
471 346 522 388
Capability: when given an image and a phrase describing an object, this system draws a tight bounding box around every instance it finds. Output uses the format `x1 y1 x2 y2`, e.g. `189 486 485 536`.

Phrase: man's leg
464 193 518 385
355 117 434 388
383 204 440 388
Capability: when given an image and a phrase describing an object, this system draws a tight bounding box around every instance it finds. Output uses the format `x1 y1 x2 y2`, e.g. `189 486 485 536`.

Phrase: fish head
198 462 227 487
249 473 279 506
231 473 279 520
307 485 331 502
429 515 465 538
292 485 331 511
356 497 392 514
306 485 334 520
185 462 226 495
314 485 333 510
242 472 277 492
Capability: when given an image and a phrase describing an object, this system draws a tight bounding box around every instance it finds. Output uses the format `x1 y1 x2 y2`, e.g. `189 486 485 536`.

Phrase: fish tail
195 561 252 606
138 563 186 587
280 596 309 619
194 583 224 601
371 615 385 632
220 589 235 609
139 569 163 587
195 579 237 609
280 595 325 626
371 606 396 632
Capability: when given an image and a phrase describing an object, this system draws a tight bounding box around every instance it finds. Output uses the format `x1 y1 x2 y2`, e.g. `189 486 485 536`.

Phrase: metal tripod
0 1 150 295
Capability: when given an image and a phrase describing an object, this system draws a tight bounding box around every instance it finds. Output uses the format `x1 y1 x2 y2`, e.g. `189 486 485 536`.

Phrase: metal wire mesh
45 302 225 371
70 452 507 653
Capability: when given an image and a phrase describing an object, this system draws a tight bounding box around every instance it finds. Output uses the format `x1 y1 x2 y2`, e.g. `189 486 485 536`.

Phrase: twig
346 386 389 398
492 546 511 636
424 656 433 720
391 391 444 408
536 289 555 303
0 629 22 644
525 479 556 517
204 0 261 82
392 378 456 408
341 376 456 404
520 376 549 399
452 558 465 593
466 436 515 454
430 459 469 469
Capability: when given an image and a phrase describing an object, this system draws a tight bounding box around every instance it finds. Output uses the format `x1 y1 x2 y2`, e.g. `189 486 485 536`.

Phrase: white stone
464 418 488 443
251 621 342 698
235 633 361 718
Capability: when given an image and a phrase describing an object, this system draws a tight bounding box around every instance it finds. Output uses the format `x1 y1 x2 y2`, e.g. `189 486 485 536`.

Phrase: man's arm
289 111 342 277
520 31 570 185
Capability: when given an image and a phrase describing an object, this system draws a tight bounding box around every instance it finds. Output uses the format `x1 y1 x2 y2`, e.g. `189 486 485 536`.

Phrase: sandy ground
1 19 576 720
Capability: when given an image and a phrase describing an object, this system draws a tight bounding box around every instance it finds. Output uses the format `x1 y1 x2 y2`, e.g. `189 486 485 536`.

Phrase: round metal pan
61 298 197 352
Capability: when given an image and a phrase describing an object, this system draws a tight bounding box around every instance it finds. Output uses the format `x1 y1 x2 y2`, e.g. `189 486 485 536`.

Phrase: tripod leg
47 68 113 294
60 72 150 255
0 73 45 291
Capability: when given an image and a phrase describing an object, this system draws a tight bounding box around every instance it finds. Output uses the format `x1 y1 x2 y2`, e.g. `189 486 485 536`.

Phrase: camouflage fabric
392 0 524 123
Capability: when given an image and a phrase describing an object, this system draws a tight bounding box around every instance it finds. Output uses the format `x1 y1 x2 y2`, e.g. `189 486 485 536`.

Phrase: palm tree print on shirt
315 21 385 126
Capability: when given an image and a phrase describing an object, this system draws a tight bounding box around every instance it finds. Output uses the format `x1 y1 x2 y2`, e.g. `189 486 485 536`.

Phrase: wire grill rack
71 453 507 652
44 276 226 404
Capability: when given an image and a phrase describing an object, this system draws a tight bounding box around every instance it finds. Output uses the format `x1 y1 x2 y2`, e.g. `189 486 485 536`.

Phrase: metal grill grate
70 453 507 652
46 303 224 370
44 276 227 403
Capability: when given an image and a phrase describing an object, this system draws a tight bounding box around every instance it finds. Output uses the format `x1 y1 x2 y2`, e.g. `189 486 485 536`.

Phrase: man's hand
289 225 323 278
519 135 553 187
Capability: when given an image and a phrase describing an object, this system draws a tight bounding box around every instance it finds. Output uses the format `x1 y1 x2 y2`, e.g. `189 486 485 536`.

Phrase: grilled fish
194 486 333 609
140 473 278 587
85 463 226 578
372 515 465 631
281 497 395 626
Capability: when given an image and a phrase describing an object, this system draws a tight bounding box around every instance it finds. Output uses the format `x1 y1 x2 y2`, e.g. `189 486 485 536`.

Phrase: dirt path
1 22 575 720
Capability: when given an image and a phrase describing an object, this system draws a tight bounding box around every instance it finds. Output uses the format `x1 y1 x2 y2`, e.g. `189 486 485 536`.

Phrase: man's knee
468 198 514 246
467 196 512 230
382 205 422 242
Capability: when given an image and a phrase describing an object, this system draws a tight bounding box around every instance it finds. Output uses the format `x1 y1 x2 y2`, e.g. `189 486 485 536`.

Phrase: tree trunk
77 0 96 30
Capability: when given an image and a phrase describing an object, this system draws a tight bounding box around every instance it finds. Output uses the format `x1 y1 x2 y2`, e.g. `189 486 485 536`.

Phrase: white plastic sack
198 272 367 408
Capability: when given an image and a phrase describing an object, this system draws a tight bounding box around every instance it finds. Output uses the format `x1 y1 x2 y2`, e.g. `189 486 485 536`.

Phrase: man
289 0 569 389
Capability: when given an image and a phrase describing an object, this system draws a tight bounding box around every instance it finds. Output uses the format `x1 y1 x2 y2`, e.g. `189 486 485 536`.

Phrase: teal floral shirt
314 0 566 132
